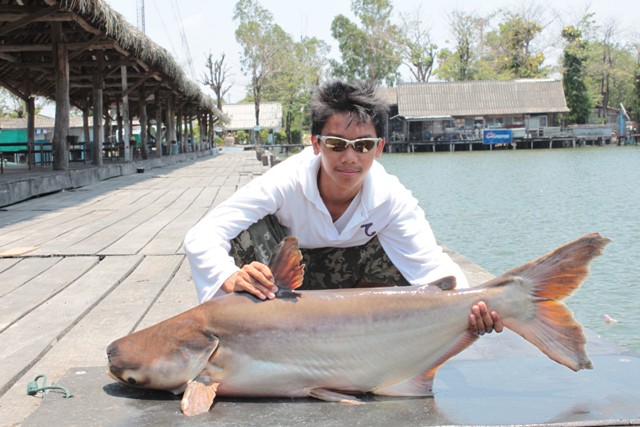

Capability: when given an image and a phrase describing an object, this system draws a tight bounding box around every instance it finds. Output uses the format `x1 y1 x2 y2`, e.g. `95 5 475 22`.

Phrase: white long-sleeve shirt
184 147 468 302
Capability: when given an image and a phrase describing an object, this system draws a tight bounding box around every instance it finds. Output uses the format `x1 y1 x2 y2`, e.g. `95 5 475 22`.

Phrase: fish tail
499 233 611 371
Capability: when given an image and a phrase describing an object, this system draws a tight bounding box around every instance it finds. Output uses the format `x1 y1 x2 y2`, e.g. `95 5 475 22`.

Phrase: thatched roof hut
0 0 225 122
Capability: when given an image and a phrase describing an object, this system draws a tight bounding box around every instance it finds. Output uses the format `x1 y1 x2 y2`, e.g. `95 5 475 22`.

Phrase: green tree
330 0 402 85
632 51 640 123
562 25 594 124
486 9 548 79
397 6 437 82
434 10 494 81
233 0 284 141
263 35 329 143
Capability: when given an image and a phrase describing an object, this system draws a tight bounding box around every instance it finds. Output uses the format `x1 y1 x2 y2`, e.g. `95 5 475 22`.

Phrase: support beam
92 52 104 166
121 65 131 161
52 22 69 171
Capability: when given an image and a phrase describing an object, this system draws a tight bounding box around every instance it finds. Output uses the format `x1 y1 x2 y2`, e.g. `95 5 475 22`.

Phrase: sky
104 0 640 103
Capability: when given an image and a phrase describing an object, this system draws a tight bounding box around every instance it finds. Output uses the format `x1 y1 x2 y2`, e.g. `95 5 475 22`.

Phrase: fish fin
181 379 219 416
308 388 364 405
429 275 457 291
373 331 478 397
269 236 305 291
499 233 610 371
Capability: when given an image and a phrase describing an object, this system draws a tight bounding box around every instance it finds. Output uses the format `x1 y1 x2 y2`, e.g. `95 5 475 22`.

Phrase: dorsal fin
429 275 457 291
268 236 305 292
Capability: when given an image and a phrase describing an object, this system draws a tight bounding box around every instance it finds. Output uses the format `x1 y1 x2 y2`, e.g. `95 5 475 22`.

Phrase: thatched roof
0 0 225 121
397 79 569 118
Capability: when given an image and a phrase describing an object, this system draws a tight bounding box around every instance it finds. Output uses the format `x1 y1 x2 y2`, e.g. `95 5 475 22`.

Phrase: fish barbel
106 232 610 416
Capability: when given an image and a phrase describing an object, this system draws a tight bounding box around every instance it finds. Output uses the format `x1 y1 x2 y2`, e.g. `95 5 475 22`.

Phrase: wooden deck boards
0 150 267 425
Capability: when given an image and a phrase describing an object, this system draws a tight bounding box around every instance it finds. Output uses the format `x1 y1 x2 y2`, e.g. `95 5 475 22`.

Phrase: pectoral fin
308 388 364 405
181 378 220 416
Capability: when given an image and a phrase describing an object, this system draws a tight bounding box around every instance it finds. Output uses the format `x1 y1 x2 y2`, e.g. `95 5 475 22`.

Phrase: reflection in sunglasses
317 135 381 153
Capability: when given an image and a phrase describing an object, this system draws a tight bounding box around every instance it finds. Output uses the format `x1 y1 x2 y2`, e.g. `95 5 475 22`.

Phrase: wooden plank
135 256 198 330
139 206 208 255
0 254 182 426
0 255 142 397
0 256 98 331
33 189 170 255
0 257 20 274
101 187 203 255
0 257 61 298
64 189 187 255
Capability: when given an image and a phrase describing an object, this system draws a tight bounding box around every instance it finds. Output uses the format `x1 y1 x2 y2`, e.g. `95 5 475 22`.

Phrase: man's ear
375 138 385 158
311 135 321 155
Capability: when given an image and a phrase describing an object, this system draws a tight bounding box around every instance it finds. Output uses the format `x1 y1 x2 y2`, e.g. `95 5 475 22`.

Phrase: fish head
106 311 219 394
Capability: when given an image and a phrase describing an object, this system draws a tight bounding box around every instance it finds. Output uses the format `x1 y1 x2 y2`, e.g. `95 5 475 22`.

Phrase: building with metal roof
387 79 569 143
223 103 283 131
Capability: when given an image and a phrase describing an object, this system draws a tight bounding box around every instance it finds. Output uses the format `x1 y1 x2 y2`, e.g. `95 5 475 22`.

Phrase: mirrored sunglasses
317 135 381 153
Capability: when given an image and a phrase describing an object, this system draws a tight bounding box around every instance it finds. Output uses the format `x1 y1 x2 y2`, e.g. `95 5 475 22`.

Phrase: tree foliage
396 6 437 82
233 0 282 134
434 10 494 81
562 25 593 124
330 0 402 85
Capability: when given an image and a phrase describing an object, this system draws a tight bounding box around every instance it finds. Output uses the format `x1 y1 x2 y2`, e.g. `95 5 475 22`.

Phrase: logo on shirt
361 222 376 237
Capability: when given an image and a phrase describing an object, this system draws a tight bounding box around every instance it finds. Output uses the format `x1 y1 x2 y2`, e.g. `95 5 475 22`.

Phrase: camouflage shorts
229 215 410 290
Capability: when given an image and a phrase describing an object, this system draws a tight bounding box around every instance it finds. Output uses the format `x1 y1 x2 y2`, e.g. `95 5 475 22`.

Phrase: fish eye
127 377 137 385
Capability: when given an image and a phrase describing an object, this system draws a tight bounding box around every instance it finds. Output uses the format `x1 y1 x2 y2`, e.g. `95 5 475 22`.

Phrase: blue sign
483 129 513 145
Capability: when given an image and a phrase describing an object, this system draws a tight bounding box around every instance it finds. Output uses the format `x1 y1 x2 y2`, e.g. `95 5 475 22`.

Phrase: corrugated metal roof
223 102 283 130
377 87 398 106
397 79 569 118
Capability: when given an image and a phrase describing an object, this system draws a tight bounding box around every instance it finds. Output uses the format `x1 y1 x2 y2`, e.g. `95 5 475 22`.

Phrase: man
184 80 501 335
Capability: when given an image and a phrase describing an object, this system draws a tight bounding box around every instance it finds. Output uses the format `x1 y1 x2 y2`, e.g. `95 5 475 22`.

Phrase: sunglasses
316 135 381 153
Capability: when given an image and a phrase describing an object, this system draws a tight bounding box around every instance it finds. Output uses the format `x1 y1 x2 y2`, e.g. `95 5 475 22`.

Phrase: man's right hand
221 262 278 300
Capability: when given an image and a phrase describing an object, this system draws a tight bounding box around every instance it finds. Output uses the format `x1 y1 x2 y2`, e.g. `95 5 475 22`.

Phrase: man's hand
469 301 504 335
221 262 278 300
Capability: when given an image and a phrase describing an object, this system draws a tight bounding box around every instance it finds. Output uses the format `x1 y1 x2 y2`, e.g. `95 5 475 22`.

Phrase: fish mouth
106 368 123 383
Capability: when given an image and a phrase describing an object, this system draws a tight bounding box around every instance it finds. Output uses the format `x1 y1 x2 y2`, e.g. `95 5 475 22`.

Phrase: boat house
386 79 570 151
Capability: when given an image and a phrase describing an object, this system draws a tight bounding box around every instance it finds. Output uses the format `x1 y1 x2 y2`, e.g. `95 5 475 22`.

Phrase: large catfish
107 233 610 416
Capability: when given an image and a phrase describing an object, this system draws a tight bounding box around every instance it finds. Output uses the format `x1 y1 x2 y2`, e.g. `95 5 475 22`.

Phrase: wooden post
121 65 131 161
52 22 69 171
155 89 162 157
188 113 194 152
166 93 175 155
82 108 90 163
92 52 104 166
139 87 148 160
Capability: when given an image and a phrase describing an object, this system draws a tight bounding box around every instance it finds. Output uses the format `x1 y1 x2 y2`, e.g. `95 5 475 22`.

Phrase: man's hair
310 80 389 138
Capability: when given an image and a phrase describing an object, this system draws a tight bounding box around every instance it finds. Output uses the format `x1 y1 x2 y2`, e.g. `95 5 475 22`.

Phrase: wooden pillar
166 93 175 155
26 96 35 167
52 22 69 171
189 113 194 152
139 87 148 160
176 109 183 154
92 53 104 166
121 65 131 161
155 89 162 157
82 108 90 162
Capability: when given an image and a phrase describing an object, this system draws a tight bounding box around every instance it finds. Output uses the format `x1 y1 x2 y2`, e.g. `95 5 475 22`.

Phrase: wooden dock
0 150 638 426
0 151 268 425
384 136 612 153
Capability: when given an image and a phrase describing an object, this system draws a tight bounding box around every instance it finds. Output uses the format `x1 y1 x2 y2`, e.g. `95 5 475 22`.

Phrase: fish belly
203 289 495 398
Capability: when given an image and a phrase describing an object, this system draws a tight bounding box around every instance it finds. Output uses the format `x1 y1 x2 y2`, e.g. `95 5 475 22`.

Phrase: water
379 146 640 351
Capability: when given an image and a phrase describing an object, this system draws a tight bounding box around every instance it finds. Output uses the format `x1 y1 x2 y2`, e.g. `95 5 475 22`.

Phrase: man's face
311 112 385 198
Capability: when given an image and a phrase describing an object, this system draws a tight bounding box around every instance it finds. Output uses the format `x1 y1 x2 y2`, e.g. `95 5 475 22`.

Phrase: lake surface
379 145 640 352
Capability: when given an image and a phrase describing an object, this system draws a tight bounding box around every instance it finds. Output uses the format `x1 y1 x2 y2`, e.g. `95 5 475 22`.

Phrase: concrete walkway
0 150 638 426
